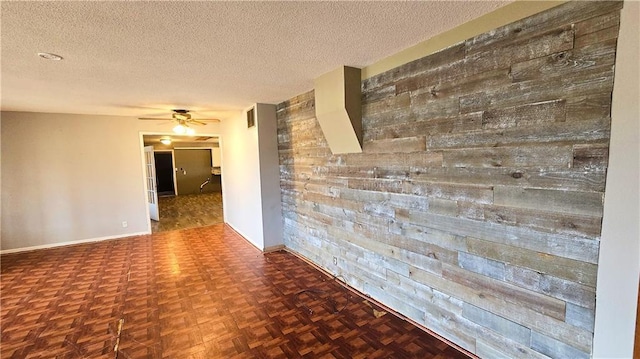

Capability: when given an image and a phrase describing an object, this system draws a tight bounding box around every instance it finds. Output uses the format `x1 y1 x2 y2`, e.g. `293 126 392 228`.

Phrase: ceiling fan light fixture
186 127 196 136
160 138 172 145
173 124 186 134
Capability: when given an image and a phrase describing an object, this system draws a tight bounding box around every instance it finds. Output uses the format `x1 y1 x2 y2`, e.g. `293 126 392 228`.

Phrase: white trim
171 149 178 195
592 1 639 357
139 133 153 234
0 231 149 254
173 146 217 150
219 136 227 221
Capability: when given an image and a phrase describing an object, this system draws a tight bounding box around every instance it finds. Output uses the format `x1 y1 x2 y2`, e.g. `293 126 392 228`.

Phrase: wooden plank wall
276 2 621 357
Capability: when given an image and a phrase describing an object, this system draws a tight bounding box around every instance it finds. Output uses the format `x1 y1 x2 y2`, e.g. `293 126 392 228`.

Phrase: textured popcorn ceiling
1 1 509 119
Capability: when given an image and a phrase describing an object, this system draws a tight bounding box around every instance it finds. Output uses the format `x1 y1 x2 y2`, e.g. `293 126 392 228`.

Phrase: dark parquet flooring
1 224 469 359
151 192 224 233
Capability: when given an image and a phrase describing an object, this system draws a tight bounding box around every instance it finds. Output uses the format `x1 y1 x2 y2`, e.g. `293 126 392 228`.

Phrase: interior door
144 146 159 221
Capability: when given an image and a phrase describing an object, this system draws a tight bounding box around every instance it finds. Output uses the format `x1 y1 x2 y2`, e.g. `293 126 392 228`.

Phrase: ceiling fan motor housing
138 109 218 124
172 109 191 121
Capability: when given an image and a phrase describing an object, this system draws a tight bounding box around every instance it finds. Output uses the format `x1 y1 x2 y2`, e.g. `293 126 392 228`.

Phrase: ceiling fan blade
189 120 208 126
193 118 220 122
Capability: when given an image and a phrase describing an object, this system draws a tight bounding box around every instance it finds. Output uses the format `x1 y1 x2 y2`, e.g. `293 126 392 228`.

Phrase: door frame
138 131 224 233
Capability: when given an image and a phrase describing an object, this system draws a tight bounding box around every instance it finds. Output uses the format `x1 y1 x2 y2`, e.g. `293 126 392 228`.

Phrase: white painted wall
593 1 640 358
0 111 222 251
256 104 283 250
212 147 221 167
220 104 283 251
2 112 147 249
220 109 265 248
0 107 281 253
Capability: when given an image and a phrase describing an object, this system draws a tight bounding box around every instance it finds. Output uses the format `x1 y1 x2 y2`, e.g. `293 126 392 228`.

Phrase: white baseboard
224 222 265 252
0 231 150 254
224 223 285 253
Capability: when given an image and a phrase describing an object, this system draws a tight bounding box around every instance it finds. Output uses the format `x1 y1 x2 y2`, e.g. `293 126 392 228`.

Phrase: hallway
151 192 223 233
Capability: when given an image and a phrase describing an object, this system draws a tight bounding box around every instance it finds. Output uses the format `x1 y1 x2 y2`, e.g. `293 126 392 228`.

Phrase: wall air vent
247 107 255 128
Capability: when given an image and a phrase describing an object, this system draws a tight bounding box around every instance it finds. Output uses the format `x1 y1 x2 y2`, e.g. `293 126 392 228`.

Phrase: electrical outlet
122 221 128 228
333 256 338 265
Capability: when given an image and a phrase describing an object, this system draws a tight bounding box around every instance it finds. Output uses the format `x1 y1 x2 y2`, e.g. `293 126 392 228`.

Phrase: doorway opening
155 152 176 196
141 134 224 233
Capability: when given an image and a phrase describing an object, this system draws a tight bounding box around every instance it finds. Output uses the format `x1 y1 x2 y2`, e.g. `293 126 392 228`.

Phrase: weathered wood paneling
483 204 603 238
365 112 482 142
466 236 598 287
363 43 466 93
277 2 617 358
426 118 610 150
462 303 532 345
442 144 573 168
362 136 426 153
566 92 612 122
493 186 604 216
511 39 617 83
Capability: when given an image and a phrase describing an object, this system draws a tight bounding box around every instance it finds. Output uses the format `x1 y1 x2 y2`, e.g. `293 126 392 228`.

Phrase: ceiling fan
138 109 220 134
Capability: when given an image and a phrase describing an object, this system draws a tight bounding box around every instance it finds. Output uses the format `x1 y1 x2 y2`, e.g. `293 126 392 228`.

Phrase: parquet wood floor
151 193 224 233
1 224 470 359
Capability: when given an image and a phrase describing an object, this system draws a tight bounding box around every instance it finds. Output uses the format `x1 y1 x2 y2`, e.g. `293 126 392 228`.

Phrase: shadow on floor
151 192 223 233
